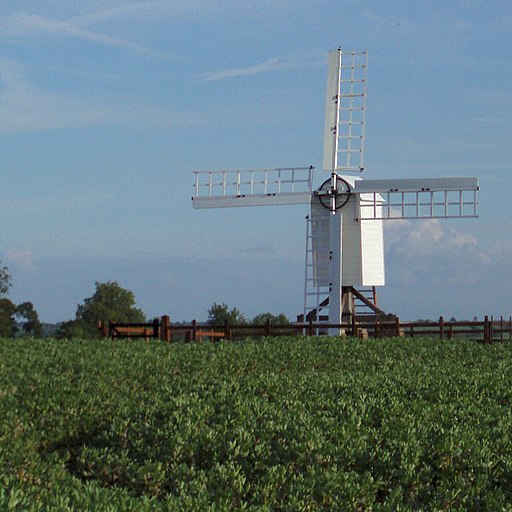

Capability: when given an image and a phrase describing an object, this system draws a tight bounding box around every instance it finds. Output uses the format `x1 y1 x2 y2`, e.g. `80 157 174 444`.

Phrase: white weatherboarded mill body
192 48 479 334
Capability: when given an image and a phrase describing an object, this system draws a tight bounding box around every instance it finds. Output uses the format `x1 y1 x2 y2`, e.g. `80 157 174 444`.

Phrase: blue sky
1 1 511 323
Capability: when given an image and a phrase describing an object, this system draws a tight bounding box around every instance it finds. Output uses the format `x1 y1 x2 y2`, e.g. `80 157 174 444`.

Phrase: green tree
15 302 43 337
207 303 246 326
0 262 15 337
252 312 290 326
0 298 16 337
55 319 91 339
0 261 42 338
0 262 12 296
58 281 146 338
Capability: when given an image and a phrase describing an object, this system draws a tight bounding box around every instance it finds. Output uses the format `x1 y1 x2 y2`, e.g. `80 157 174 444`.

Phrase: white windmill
192 48 479 334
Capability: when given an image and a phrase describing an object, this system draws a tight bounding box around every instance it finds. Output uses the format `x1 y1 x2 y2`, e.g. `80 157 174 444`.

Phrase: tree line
0 260 289 339
0 262 41 337
207 303 289 327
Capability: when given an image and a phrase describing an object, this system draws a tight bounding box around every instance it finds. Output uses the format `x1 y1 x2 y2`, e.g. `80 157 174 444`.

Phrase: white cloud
0 1 234 56
362 9 413 30
381 219 512 319
0 57 206 133
0 11 161 56
384 219 491 289
485 239 512 262
200 58 282 82
0 0 265 33
6 249 36 272
386 219 479 256
69 1 205 24
198 51 324 83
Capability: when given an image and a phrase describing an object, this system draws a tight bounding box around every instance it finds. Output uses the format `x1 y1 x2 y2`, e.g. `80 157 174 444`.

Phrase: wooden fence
98 316 171 341
99 315 512 344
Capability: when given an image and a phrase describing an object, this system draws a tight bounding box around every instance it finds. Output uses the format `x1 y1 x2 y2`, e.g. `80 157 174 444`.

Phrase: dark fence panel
99 315 512 344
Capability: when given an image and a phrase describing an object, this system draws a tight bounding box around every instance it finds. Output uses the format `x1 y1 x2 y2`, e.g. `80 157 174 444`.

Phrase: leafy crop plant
1 336 512 510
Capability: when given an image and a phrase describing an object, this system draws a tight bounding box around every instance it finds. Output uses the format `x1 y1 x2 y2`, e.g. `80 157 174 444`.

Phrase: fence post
483 315 490 343
351 314 356 337
109 321 115 340
152 318 159 340
98 321 108 339
308 318 314 337
265 318 271 337
395 316 401 338
439 316 444 340
192 319 197 342
224 319 231 341
161 315 171 342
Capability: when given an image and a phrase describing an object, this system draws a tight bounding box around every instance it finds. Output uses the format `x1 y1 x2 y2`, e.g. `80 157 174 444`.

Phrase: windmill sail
192 167 313 208
323 49 367 173
355 177 479 219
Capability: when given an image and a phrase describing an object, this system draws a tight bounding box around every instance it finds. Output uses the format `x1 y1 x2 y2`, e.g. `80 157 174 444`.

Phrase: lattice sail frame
355 178 479 220
323 49 367 173
192 169 479 220
192 167 314 208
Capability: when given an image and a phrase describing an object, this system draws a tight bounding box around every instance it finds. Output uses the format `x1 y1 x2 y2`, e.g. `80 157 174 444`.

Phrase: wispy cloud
0 2 228 56
0 10 164 56
362 9 414 30
68 1 203 25
199 58 283 82
198 50 324 83
6 249 36 272
0 57 206 133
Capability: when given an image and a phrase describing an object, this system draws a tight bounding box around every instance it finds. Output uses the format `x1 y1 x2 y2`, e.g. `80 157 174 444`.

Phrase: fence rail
99 315 512 344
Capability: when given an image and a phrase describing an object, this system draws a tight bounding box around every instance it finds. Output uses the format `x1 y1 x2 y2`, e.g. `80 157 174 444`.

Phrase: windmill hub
315 174 352 211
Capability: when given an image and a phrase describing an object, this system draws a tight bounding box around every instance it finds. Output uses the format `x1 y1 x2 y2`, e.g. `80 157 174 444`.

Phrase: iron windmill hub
315 175 352 210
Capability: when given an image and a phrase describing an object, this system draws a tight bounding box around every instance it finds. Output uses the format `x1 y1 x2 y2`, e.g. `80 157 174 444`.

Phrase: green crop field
1 336 512 511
